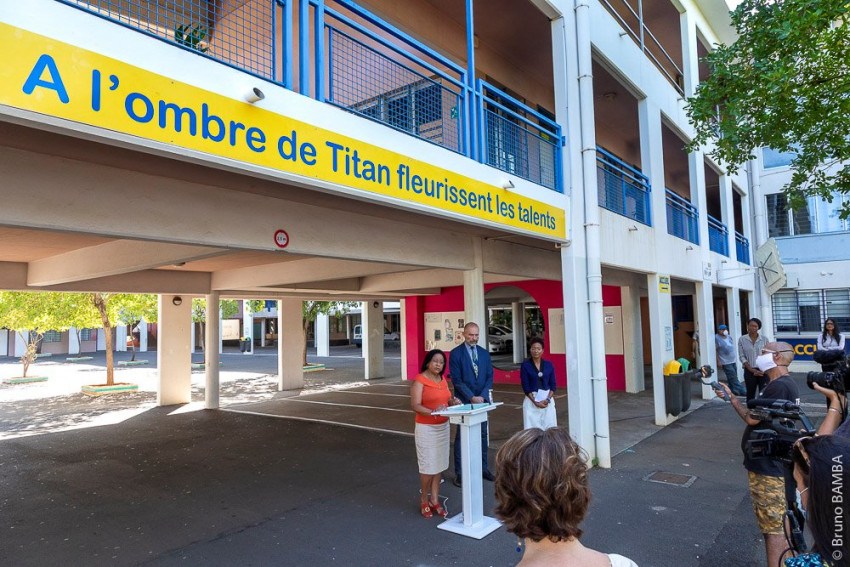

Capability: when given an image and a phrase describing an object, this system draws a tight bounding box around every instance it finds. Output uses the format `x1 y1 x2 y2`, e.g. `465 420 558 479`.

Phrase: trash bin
662 360 685 417
239 338 251 353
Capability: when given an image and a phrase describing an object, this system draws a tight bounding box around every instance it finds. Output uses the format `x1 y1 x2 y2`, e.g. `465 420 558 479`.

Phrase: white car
352 325 399 346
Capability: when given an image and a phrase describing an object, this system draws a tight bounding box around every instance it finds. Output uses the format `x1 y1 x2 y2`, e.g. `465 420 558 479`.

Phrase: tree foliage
0 291 71 377
686 0 850 212
301 301 357 365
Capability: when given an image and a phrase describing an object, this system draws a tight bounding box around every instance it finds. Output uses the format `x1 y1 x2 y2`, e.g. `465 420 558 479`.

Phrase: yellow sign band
0 23 565 239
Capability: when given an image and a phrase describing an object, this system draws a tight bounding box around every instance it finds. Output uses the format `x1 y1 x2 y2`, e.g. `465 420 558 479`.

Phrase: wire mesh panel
325 24 463 153
666 190 699 244
707 215 729 256
58 0 277 81
480 82 560 192
735 232 750 264
596 149 650 225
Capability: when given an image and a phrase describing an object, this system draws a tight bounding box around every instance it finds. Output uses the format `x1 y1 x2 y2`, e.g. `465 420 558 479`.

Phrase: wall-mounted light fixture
372 301 380 309
172 296 183 306
244 87 265 103
628 225 638 232
685 245 694 251
501 179 515 190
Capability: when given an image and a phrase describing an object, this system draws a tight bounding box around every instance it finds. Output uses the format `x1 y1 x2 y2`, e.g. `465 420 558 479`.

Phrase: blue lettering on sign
22 54 69 103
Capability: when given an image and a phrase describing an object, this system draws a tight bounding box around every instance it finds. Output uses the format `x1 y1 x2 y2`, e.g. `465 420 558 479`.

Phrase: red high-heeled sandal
420 501 433 518
431 501 448 518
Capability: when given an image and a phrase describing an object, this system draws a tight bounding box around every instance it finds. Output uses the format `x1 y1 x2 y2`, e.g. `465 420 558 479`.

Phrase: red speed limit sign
274 229 289 248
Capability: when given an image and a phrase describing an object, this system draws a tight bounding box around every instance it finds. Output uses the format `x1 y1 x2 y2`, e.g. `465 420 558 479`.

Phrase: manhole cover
643 471 697 488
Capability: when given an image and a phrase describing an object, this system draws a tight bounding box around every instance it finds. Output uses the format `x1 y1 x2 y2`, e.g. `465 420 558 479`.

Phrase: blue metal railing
57 0 562 192
478 80 562 192
735 231 750 264
596 148 651 225
707 214 729 256
314 0 467 155
57 0 279 83
666 190 699 244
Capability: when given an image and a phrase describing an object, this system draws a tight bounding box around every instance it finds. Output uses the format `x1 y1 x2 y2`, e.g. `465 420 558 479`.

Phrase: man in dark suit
449 322 495 487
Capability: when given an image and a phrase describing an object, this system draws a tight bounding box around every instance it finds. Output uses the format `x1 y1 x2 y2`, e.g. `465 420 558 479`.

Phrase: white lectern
433 402 503 539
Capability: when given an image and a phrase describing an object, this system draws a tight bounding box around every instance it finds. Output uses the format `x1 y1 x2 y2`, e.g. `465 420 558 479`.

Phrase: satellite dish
754 238 787 295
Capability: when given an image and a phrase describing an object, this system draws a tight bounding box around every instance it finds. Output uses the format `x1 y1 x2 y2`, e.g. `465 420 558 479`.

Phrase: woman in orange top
410 349 460 518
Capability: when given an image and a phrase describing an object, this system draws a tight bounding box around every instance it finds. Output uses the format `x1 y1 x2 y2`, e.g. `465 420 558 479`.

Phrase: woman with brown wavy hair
494 428 638 566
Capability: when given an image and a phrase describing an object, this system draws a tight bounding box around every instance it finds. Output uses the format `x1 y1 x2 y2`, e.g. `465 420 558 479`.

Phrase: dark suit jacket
449 343 493 403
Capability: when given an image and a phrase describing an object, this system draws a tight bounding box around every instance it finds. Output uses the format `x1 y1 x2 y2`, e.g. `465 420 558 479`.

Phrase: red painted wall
404 282 628 391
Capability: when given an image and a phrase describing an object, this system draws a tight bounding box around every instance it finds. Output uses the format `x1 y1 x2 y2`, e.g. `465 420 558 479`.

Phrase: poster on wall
222 319 241 341
424 312 465 351
547 308 565 355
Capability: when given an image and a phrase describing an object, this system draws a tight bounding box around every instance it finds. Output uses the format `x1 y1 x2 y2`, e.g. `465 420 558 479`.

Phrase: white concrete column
512 302 525 363
695 281 717 399
315 312 330 357
0 329 8 357
278 299 304 390
719 174 736 258
727 286 743 387
157 294 192 406
463 239 487 347
205 292 220 409
68 326 81 355
647 273 676 425
139 321 148 352
679 9 699 99
621 283 644 393
242 300 253 354
218 307 223 354
116 324 127 351
690 150 710 252
96 328 106 352
190 322 196 354
739 188 753 264
638 99 668 235
260 319 267 348
363 300 385 379
400 299 408 380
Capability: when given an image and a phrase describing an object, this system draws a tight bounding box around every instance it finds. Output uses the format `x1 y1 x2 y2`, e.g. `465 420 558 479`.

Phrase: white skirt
523 396 557 430
415 421 450 475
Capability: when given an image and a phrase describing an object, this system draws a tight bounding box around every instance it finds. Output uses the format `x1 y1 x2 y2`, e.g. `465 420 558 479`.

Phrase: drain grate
643 471 697 488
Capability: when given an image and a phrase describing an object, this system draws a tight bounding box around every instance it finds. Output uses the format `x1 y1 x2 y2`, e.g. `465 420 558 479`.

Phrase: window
43 330 62 343
766 192 848 237
80 329 92 341
825 290 850 331
762 147 796 169
772 289 850 334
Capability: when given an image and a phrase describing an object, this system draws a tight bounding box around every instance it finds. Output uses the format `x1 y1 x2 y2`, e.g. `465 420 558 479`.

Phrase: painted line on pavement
279 398 414 413
224 408 413 437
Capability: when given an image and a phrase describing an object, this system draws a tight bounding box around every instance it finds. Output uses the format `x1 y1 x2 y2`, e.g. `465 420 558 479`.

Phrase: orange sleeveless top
414 374 451 425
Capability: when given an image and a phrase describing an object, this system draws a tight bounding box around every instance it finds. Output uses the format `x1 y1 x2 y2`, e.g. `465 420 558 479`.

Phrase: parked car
487 325 513 354
352 325 399 347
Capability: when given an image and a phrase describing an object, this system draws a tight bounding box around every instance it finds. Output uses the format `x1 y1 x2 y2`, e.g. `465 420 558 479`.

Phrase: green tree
302 301 357 366
0 291 71 378
112 294 158 362
59 293 101 356
686 0 850 212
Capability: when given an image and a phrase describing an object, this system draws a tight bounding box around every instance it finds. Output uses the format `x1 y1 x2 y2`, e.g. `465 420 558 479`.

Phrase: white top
817 333 845 351
608 554 639 567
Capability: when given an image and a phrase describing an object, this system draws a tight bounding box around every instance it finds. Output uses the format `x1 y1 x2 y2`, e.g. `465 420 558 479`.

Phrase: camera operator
814 381 848 437
785 435 850 567
715 342 799 567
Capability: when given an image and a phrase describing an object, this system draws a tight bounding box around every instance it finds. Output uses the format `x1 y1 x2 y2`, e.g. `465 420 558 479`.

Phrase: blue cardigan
520 359 556 395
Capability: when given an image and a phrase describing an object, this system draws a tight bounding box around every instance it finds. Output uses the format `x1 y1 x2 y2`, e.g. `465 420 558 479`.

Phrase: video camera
808 349 849 394
745 399 816 464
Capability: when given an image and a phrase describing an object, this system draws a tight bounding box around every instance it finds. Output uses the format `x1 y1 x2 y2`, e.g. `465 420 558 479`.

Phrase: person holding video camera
715 342 800 567
785 435 850 567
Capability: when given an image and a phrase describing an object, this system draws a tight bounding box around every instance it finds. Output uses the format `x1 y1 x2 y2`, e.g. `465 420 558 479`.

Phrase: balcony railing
478 81 561 191
597 0 684 95
666 190 699 244
735 231 750 264
707 214 729 256
596 148 651 225
56 0 562 192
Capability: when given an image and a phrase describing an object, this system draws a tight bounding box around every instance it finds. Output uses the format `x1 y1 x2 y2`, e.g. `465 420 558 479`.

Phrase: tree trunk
93 293 114 386
199 321 206 365
19 332 31 378
302 318 310 367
